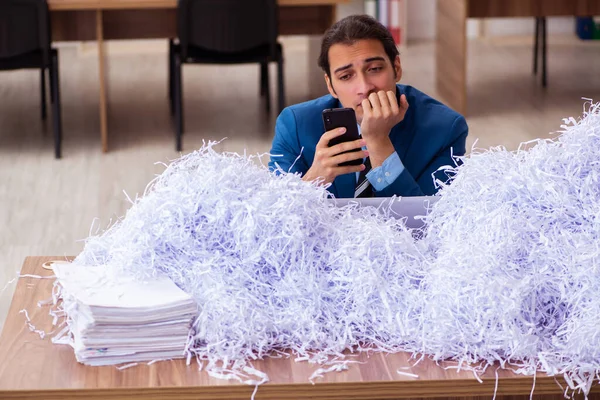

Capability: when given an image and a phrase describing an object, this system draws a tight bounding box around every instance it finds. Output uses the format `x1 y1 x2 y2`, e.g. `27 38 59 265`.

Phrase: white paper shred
116 362 139 371
396 370 419 378
309 363 350 383
19 309 48 339
54 102 600 397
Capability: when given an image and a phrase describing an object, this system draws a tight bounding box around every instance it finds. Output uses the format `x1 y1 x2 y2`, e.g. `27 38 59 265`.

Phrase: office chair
0 0 63 158
168 0 285 152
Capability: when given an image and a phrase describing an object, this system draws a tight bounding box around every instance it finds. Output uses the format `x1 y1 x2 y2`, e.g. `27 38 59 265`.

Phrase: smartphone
322 108 362 167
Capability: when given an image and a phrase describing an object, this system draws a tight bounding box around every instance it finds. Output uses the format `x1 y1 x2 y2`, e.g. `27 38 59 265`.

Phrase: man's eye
369 67 382 72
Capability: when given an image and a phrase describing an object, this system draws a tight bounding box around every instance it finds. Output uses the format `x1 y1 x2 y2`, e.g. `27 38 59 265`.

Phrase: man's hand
302 127 367 185
360 91 409 168
360 91 409 140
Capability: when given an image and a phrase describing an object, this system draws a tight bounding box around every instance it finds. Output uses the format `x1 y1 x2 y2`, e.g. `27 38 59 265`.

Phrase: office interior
1 0 600 333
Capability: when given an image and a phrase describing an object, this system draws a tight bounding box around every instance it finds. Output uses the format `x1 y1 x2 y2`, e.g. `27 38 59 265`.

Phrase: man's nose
357 74 376 97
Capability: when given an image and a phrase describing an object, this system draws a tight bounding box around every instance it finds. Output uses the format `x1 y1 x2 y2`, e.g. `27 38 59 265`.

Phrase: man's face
325 39 402 124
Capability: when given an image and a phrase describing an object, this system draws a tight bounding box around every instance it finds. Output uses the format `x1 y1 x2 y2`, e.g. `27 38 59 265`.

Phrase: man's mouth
356 99 368 107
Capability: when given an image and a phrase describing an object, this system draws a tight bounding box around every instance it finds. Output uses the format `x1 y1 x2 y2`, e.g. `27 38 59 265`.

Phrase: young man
269 15 468 198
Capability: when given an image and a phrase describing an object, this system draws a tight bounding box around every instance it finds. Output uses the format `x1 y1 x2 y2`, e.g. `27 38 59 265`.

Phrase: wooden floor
1 34 599 332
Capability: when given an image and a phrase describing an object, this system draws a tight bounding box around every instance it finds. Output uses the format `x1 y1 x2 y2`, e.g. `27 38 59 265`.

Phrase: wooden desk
1 256 599 399
436 0 600 115
47 0 348 153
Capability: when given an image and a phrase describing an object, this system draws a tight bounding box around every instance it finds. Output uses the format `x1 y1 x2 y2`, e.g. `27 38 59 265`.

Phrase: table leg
96 10 109 153
435 0 468 115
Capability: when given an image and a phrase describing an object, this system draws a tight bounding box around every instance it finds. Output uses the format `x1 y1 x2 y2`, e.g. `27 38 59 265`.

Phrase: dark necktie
354 157 373 198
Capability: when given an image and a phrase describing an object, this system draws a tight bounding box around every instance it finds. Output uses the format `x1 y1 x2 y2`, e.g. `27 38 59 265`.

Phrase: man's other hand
302 127 367 185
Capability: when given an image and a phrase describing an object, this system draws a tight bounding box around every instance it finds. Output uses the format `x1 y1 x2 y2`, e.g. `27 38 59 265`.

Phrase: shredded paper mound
66 102 600 395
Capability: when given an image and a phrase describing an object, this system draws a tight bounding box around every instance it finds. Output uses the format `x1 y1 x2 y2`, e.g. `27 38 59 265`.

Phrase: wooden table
1 256 599 399
436 0 600 115
48 0 348 153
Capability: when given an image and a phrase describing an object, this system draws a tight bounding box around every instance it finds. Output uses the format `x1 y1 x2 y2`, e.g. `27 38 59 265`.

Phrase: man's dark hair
318 14 400 78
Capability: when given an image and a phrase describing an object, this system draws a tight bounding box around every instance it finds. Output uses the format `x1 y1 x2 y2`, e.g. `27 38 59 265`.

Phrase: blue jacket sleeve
376 115 468 197
268 109 309 175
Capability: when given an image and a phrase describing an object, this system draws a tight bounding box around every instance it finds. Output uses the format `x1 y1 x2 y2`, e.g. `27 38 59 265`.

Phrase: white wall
337 0 367 20
337 0 577 41
477 17 575 38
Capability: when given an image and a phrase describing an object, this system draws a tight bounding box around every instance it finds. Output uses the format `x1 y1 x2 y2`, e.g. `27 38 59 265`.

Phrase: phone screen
322 108 362 166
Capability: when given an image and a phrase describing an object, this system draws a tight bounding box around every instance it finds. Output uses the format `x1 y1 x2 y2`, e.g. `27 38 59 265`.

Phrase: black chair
168 0 285 152
532 17 547 88
0 0 63 158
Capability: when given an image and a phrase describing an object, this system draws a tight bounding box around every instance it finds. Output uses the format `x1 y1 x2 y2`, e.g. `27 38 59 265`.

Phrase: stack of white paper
52 263 197 366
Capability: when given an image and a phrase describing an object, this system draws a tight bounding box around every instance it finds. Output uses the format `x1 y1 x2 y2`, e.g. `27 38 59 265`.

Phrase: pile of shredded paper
67 101 600 396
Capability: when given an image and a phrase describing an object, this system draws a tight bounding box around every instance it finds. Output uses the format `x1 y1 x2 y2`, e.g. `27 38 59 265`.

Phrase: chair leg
49 66 55 104
277 59 285 115
50 52 63 159
533 17 540 75
173 53 184 152
168 39 175 115
263 62 271 114
40 68 47 120
541 17 547 88
260 61 268 96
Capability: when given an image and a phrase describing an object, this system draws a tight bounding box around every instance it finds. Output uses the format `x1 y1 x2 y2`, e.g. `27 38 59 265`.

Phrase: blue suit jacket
269 84 468 197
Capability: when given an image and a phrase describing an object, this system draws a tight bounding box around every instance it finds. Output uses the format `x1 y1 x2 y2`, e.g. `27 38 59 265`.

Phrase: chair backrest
177 0 278 59
0 0 50 63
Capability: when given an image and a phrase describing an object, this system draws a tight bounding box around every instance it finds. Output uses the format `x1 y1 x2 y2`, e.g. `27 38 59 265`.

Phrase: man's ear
394 55 402 82
325 74 338 98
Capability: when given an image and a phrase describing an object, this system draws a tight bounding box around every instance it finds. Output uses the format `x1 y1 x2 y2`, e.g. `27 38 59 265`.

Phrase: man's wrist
364 136 395 168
